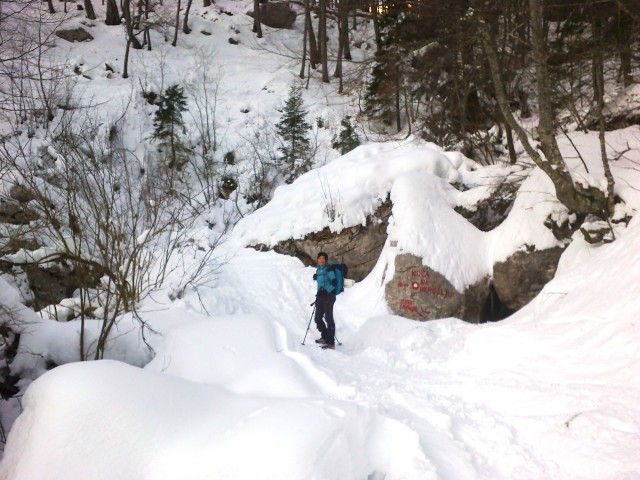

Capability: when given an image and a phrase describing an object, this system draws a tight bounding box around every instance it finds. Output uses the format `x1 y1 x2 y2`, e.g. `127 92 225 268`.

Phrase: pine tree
152 84 189 169
332 116 360 155
276 86 312 184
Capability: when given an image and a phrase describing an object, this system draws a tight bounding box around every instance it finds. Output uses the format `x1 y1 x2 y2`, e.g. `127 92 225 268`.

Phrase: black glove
331 278 337 286
313 273 317 280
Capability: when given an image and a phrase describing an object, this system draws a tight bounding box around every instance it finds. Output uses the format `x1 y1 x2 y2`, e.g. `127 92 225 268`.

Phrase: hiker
313 252 336 348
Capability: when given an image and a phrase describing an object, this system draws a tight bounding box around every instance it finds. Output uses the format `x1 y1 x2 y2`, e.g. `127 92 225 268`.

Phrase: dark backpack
328 263 348 294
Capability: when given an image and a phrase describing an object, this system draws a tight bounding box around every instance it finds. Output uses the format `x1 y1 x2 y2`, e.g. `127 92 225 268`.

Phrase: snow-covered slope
3 211 640 480
4 128 640 478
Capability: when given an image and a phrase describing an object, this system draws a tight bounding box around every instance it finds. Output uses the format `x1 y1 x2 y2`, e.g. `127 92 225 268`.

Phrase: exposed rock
249 184 566 322
385 253 489 322
255 200 391 281
0 325 20 399
219 177 238 200
0 200 39 225
455 179 520 232
544 213 582 242
10 184 36 203
492 246 565 311
254 2 297 29
55 27 94 43
19 261 104 312
0 236 41 256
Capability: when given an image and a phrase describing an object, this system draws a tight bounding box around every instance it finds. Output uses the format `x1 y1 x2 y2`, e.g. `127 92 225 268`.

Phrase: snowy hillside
1 1 640 479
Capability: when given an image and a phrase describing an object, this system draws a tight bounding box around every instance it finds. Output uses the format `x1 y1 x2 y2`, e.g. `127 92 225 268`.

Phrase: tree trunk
351 0 356 30
123 39 131 79
253 0 263 38
616 4 633 86
592 9 616 215
341 0 351 60
334 6 344 80
300 0 309 78
394 62 401 132
372 0 382 54
143 0 152 50
84 0 96 20
47 0 55 13
122 0 143 49
183 0 194 34
505 123 517 165
319 0 329 83
172 0 181 46
105 0 120 25
307 6 319 68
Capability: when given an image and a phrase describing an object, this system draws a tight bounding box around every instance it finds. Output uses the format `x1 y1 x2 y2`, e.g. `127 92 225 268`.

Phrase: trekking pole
334 334 342 346
301 302 316 345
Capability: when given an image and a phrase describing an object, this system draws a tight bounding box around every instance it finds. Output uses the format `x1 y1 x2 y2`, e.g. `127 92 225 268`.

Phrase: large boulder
259 2 297 29
385 253 489 322
55 27 94 43
492 247 565 310
255 200 391 281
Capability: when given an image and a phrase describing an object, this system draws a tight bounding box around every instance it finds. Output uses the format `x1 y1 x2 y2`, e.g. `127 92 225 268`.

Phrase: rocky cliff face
254 200 392 282
492 247 565 311
253 188 569 323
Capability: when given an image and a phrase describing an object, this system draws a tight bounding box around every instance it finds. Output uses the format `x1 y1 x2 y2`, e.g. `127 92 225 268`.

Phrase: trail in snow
177 242 635 480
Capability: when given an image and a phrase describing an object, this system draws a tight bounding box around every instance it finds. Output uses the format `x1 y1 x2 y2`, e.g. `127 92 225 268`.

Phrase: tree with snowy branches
152 84 189 169
276 85 312 183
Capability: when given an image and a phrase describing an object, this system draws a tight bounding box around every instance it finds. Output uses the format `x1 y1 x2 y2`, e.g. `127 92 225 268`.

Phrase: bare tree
477 0 613 218
0 85 227 359
237 119 282 208
0 3 68 129
122 0 143 49
185 50 225 206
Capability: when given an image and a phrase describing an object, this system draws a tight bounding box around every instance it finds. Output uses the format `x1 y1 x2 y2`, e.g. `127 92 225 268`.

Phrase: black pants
314 292 336 343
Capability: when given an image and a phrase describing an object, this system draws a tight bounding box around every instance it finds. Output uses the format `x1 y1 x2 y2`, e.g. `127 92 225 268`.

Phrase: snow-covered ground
2 1 640 479
3 132 640 479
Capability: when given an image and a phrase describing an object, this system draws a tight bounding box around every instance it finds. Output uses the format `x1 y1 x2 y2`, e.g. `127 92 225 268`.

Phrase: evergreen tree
364 1 497 152
276 86 312 183
332 116 360 155
152 84 189 169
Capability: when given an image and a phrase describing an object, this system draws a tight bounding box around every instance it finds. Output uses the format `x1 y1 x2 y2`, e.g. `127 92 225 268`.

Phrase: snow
2 1 640 479
5 153 640 478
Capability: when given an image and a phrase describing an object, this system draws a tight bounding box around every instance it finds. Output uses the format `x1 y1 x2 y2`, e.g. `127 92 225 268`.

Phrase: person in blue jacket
313 252 336 348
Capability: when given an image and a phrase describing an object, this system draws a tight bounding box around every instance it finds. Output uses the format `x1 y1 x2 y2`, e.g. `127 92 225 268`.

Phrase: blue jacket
316 265 337 294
